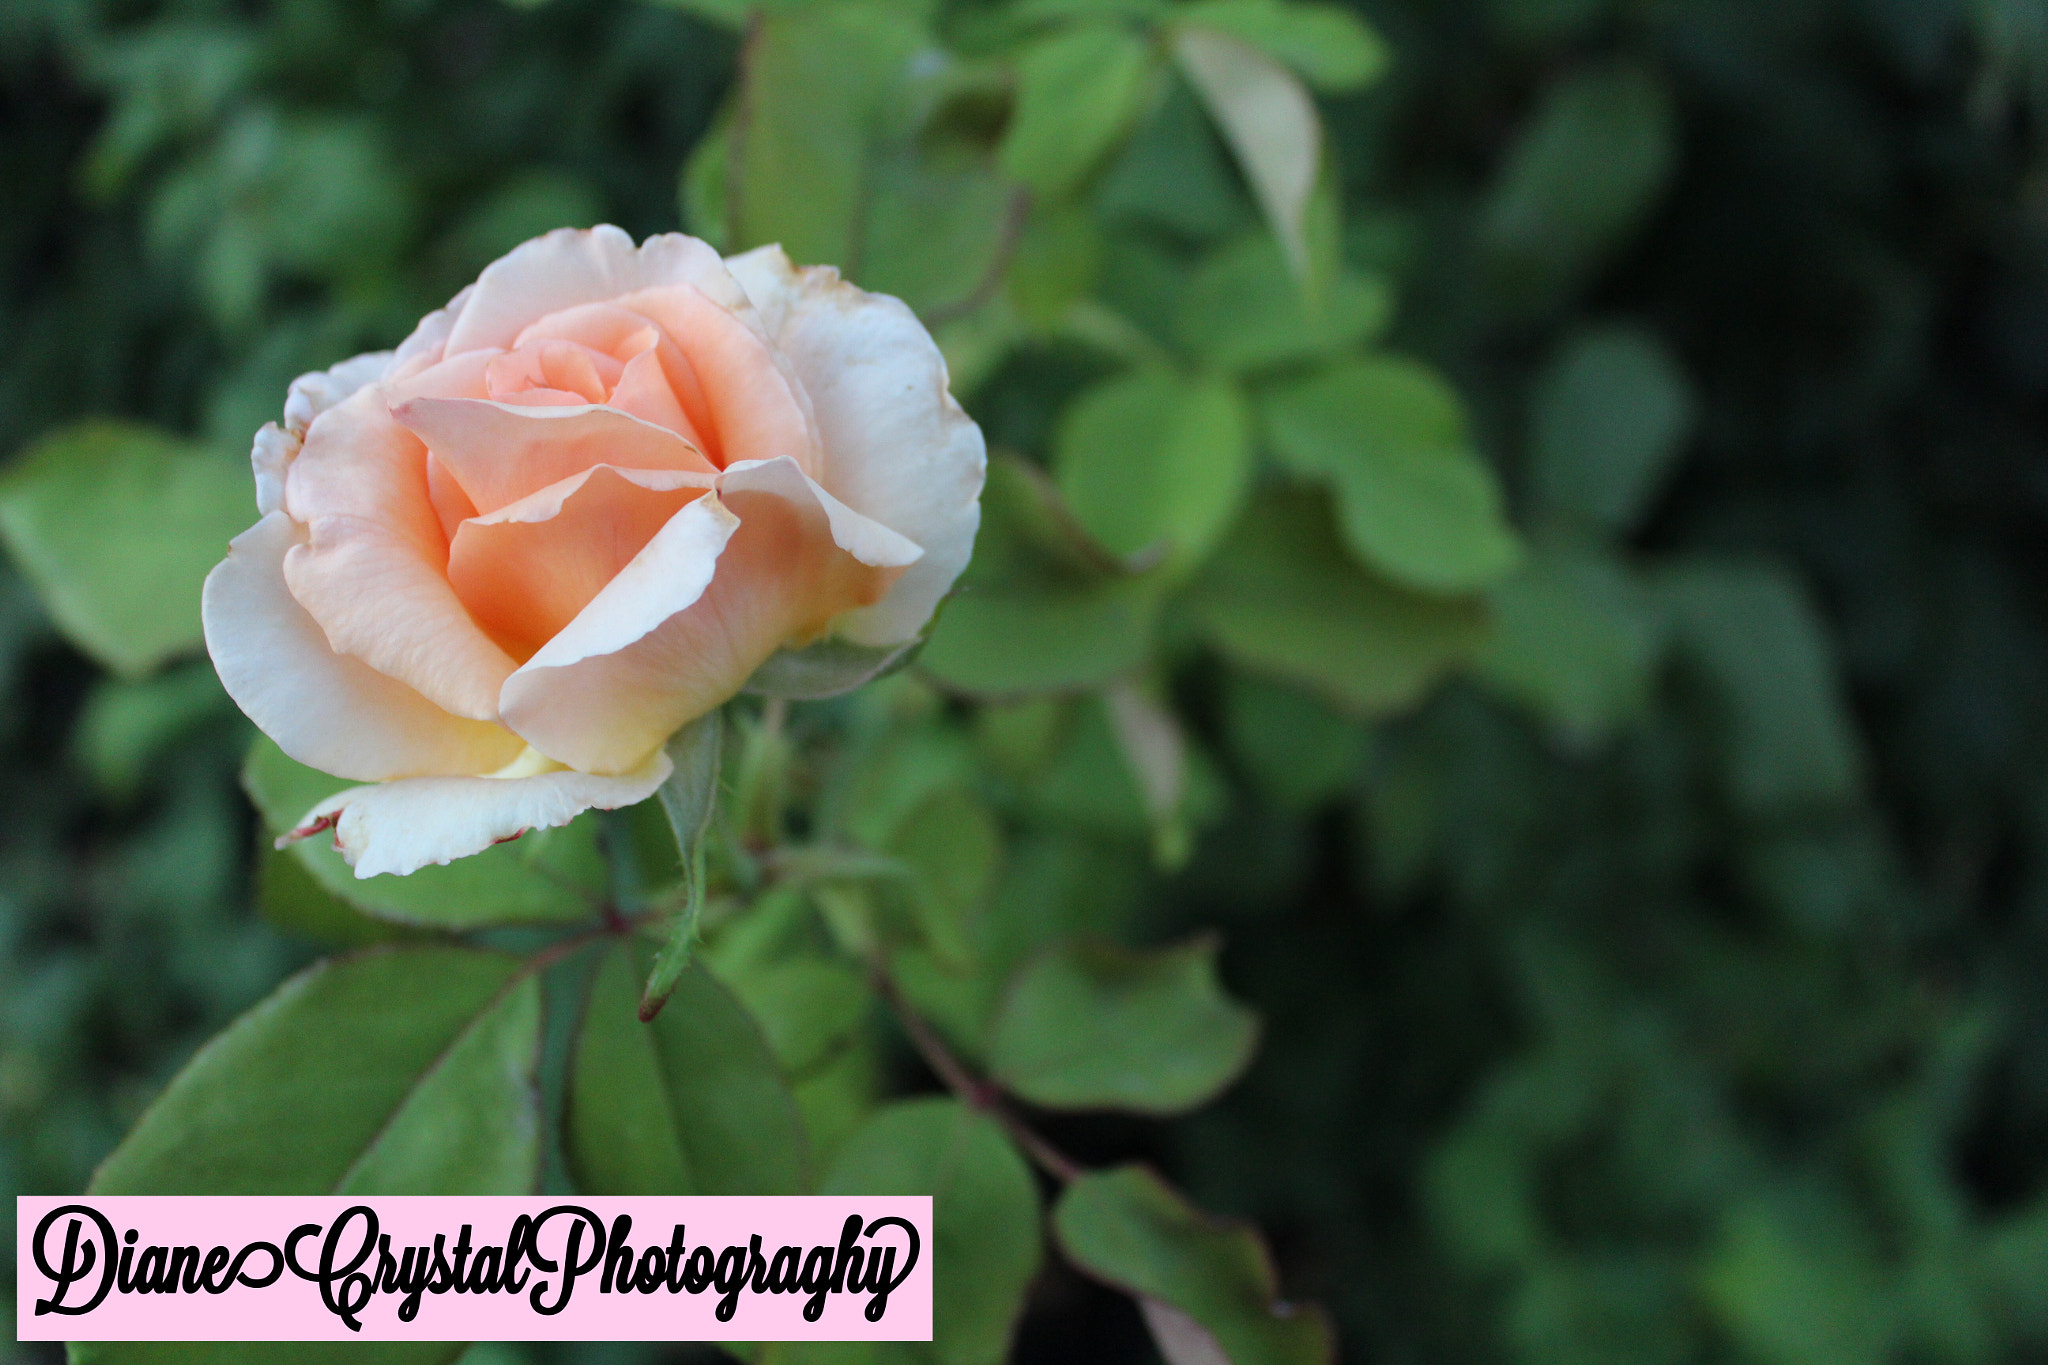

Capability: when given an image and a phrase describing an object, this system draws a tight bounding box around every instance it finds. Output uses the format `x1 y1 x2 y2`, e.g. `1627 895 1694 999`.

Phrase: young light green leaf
1528 323 1696 534
720 955 873 1076
1000 22 1155 199
1054 369 1253 570
1174 232 1393 373
888 789 1002 966
733 6 924 265
1188 488 1487 716
1474 538 1667 748
567 940 811 1196
0 421 250 678
241 737 602 929
820 1099 1042 1365
1261 356 1523 594
92 945 540 1195
1660 557 1864 817
1053 1165 1334 1365
919 455 1166 695
644 710 726 1017
1480 61 1678 309
254 839 425 948
1173 27 1321 274
1176 0 1390 91
988 935 1257 1113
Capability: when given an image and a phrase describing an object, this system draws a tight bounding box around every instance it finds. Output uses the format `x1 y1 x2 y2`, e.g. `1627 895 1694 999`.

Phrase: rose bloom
203 226 984 877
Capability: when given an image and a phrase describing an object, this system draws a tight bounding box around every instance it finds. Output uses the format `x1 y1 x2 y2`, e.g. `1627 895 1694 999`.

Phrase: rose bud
203 226 985 876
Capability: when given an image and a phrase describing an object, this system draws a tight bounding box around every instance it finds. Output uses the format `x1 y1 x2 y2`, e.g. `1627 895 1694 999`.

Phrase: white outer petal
203 512 525 781
724 244 985 646
446 225 764 356
283 350 396 438
250 423 300 516
721 456 924 568
392 283 475 374
301 750 673 878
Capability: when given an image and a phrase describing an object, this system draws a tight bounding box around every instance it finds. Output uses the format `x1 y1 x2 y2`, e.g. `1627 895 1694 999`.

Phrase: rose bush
202 225 984 877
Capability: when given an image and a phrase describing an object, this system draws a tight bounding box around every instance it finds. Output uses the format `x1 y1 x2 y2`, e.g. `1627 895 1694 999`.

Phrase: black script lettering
132 1246 167 1295
500 1215 533 1293
713 1245 749 1321
859 1216 921 1323
828 1214 863 1295
746 1235 769 1293
226 1242 283 1289
393 1245 433 1322
799 1246 835 1322
165 1247 205 1295
429 1234 457 1295
116 1230 137 1294
198 1246 233 1294
682 1246 715 1293
663 1225 689 1293
300 1205 379 1332
765 1246 801 1294
599 1214 634 1294
449 1226 474 1293
464 1245 502 1294
31 1205 115 1316
524 1205 605 1316
633 1247 666 1294
376 1236 401 1295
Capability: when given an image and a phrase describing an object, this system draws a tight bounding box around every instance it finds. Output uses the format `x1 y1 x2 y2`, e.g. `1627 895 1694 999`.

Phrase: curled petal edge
282 748 674 879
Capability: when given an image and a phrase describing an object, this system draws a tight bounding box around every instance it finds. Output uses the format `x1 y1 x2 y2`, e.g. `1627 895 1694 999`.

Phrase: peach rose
203 226 984 877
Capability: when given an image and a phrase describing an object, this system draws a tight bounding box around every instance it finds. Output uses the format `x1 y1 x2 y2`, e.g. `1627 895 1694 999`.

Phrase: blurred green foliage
5 0 2048 1362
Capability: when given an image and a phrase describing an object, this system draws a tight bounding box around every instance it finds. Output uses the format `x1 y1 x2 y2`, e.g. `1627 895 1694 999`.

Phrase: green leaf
1174 232 1393 373
733 6 925 265
92 945 540 1195
1261 356 1522 594
1474 538 1667 747
1055 368 1253 569
1000 22 1155 199
1188 487 1487 716
861 142 1019 315
1660 558 1864 817
919 455 1165 695
644 710 726 1016
1480 61 1678 310
1528 323 1695 534
988 935 1258 1113
254 839 424 948
889 789 1003 965
72 660 236 801
1175 0 1390 91
1053 1165 1334 1365
241 737 603 928
720 955 873 1076
1700 1194 1897 1365
0 421 250 678
1173 27 1322 274
1221 671 1368 811
566 939 811 1195
820 1099 1042 1365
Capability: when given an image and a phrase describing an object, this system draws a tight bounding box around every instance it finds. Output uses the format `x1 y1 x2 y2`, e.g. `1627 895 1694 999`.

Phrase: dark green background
4 0 2047 1362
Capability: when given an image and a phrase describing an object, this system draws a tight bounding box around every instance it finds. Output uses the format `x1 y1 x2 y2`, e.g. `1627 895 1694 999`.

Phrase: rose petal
298 748 673 878
283 349 394 438
500 458 898 773
392 397 716 515
251 422 299 516
204 512 525 781
445 225 758 357
725 245 985 645
280 381 518 721
391 283 474 376
449 465 715 658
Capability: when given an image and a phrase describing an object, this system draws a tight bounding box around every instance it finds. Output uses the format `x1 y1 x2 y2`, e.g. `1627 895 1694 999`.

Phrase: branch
871 958 1083 1184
